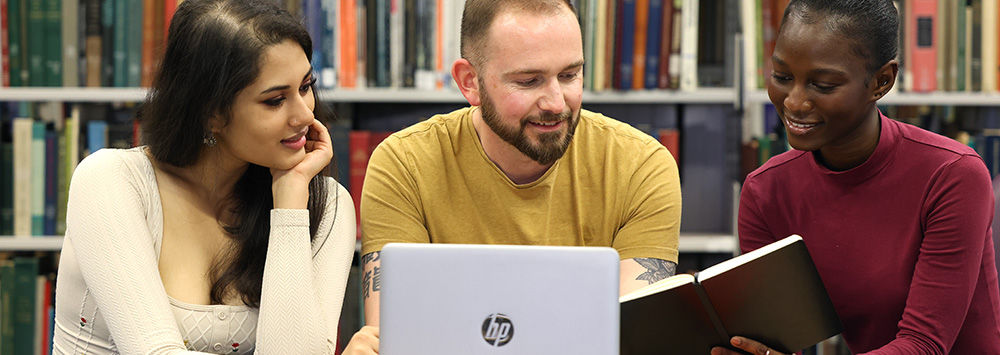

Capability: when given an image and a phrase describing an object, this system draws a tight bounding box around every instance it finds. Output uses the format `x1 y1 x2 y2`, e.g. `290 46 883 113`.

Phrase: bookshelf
0 238 63 252
745 89 1000 107
0 87 737 104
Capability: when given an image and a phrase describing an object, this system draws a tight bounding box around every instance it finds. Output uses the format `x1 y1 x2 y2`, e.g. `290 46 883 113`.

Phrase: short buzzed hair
460 0 576 67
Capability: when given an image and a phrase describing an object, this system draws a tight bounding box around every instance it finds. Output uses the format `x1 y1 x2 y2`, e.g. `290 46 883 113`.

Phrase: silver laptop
379 243 620 355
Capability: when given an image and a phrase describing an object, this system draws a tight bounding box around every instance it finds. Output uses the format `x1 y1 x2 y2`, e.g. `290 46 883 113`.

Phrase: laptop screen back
379 243 620 354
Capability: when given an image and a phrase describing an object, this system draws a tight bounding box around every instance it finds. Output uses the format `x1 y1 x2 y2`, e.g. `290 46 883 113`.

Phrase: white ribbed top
53 147 356 354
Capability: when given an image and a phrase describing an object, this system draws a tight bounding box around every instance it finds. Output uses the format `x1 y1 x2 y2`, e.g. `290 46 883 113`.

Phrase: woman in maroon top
717 0 1000 354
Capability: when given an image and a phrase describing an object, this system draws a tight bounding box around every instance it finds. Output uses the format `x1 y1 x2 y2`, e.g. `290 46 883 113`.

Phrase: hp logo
481 313 514 347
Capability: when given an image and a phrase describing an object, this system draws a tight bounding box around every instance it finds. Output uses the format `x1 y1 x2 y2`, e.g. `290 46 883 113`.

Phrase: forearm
362 252 382 326
256 209 332 353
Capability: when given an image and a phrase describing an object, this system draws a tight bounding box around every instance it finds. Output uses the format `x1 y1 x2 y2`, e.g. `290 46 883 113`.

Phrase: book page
697 234 802 280
619 273 695 303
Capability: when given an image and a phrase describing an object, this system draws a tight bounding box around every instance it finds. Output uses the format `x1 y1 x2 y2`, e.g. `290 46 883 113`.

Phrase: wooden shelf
2 233 736 253
746 89 1000 106
0 87 737 105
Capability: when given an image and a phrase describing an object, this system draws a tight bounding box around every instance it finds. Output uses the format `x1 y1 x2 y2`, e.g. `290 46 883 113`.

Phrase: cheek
766 81 786 108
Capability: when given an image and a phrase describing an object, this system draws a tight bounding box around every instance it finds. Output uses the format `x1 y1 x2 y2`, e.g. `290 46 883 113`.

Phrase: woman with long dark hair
52 0 370 353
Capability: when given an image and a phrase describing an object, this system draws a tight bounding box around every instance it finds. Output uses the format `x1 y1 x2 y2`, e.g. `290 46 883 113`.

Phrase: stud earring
203 131 217 146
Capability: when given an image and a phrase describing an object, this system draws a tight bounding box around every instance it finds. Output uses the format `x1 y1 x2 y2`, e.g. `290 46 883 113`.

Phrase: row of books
0 257 56 355
747 0 1000 93
3 0 744 92
0 103 132 237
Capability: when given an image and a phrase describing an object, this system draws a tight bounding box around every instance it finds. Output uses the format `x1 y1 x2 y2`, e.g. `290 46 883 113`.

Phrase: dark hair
137 0 333 307
781 0 899 78
460 0 576 67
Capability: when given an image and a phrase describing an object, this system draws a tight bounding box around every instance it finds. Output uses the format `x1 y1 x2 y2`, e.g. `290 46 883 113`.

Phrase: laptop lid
379 243 620 355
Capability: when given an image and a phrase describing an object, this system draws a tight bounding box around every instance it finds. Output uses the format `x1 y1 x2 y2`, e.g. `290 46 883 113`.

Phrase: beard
478 83 579 166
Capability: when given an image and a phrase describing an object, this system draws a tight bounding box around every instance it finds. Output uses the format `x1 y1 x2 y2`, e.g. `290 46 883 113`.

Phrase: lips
281 128 308 149
784 116 821 135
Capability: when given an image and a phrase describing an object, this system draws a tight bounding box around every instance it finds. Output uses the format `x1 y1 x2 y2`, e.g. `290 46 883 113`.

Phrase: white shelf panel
678 232 737 254
0 87 736 104
0 234 735 253
747 89 1000 107
0 237 64 251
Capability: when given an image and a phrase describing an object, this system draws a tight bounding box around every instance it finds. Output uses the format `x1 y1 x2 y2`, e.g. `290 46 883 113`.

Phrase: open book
620 235 843 355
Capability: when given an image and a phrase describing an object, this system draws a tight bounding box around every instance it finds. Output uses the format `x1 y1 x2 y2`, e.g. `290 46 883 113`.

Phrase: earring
203 131 217 146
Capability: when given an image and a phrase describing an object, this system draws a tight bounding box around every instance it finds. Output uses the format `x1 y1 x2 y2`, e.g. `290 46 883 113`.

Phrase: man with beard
354 0 681 335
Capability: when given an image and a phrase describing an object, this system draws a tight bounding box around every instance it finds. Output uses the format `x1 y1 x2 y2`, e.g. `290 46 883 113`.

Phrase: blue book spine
618 0 636 90
44 129 58 235
645 0 664 89
113 0 127 87
87 120 109 155
984 135 1000 177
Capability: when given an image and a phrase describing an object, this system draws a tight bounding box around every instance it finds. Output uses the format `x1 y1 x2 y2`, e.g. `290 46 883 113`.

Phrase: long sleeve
256 182 356 354
61 150 202 354
861 155 998 354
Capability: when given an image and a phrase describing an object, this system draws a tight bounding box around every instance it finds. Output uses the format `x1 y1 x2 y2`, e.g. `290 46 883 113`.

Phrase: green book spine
31 122 44 236
8 0 23 86
56 120 69 235
125 0 142 87
1 139 12 235
26 0 44 86
44 0 62 86
0 261 14 355
113 0 126 87
11 258 38 355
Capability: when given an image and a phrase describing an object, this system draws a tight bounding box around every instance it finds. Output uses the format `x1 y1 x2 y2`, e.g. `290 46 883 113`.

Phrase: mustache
523 110 573 124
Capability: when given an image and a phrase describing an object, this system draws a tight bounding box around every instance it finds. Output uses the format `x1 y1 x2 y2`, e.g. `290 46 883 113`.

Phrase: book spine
126 0 143 87
0 261 13 354
12 257 39 355
645 0 663 89
0 138 12 235
631 0 648 90
1 0 9 87
9 0 24 86
27 0 44 86
668 0 682 89
617 0 635 90
140 0 157 87
402 0 416 87
909 0 938 92
984 0 998 92
31 121 44 236
61 0 78 87
679 0 698 90
86 120 108 156
12 119 32 237
594 0 607 91
44 128 57 236
957 0 968 91
340 0 357 88
691 276 731 346
348 130 372 240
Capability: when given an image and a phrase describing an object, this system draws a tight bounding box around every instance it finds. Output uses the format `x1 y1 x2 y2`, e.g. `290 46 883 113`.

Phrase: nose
537 79 567 114
783 83 813 114
290 91 316 127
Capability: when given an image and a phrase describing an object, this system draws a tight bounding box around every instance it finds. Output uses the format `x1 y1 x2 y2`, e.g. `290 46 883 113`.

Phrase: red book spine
349 130 372 240
164 0 176 40
1 0 8 86
658 128 680 165
909 0 938 92
657 0 672 89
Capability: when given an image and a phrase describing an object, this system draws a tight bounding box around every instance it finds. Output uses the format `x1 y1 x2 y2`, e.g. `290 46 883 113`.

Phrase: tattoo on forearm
362 251 381 300
634 258 677 284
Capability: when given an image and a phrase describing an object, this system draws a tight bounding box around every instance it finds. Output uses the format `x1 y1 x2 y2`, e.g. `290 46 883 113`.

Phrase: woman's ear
871 60 899 101
452 58 482 107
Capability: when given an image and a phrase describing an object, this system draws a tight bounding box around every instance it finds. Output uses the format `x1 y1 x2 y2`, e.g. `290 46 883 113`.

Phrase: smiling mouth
786 120 818 129
529 121 560 126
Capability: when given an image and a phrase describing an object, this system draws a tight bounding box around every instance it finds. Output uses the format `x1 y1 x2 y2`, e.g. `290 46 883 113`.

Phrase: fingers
710 346 743 355
729 336 785 355
343 326 380 355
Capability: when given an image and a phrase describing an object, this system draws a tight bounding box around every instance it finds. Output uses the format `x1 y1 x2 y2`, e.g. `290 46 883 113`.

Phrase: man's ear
870 60 898 102
452 58 482 107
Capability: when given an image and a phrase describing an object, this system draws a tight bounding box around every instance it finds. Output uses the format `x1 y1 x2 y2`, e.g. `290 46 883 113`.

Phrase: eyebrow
258 68 314 95
772 57 847 76
505 60 586 77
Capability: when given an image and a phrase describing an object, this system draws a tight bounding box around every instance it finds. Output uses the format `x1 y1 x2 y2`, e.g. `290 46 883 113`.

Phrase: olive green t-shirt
360 107 680 262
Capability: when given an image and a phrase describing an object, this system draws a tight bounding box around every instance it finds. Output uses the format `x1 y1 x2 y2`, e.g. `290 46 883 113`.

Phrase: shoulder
893 119 980 158
745 149 811 182
388 107 472 143
578 109 660 147
72 147 151 187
